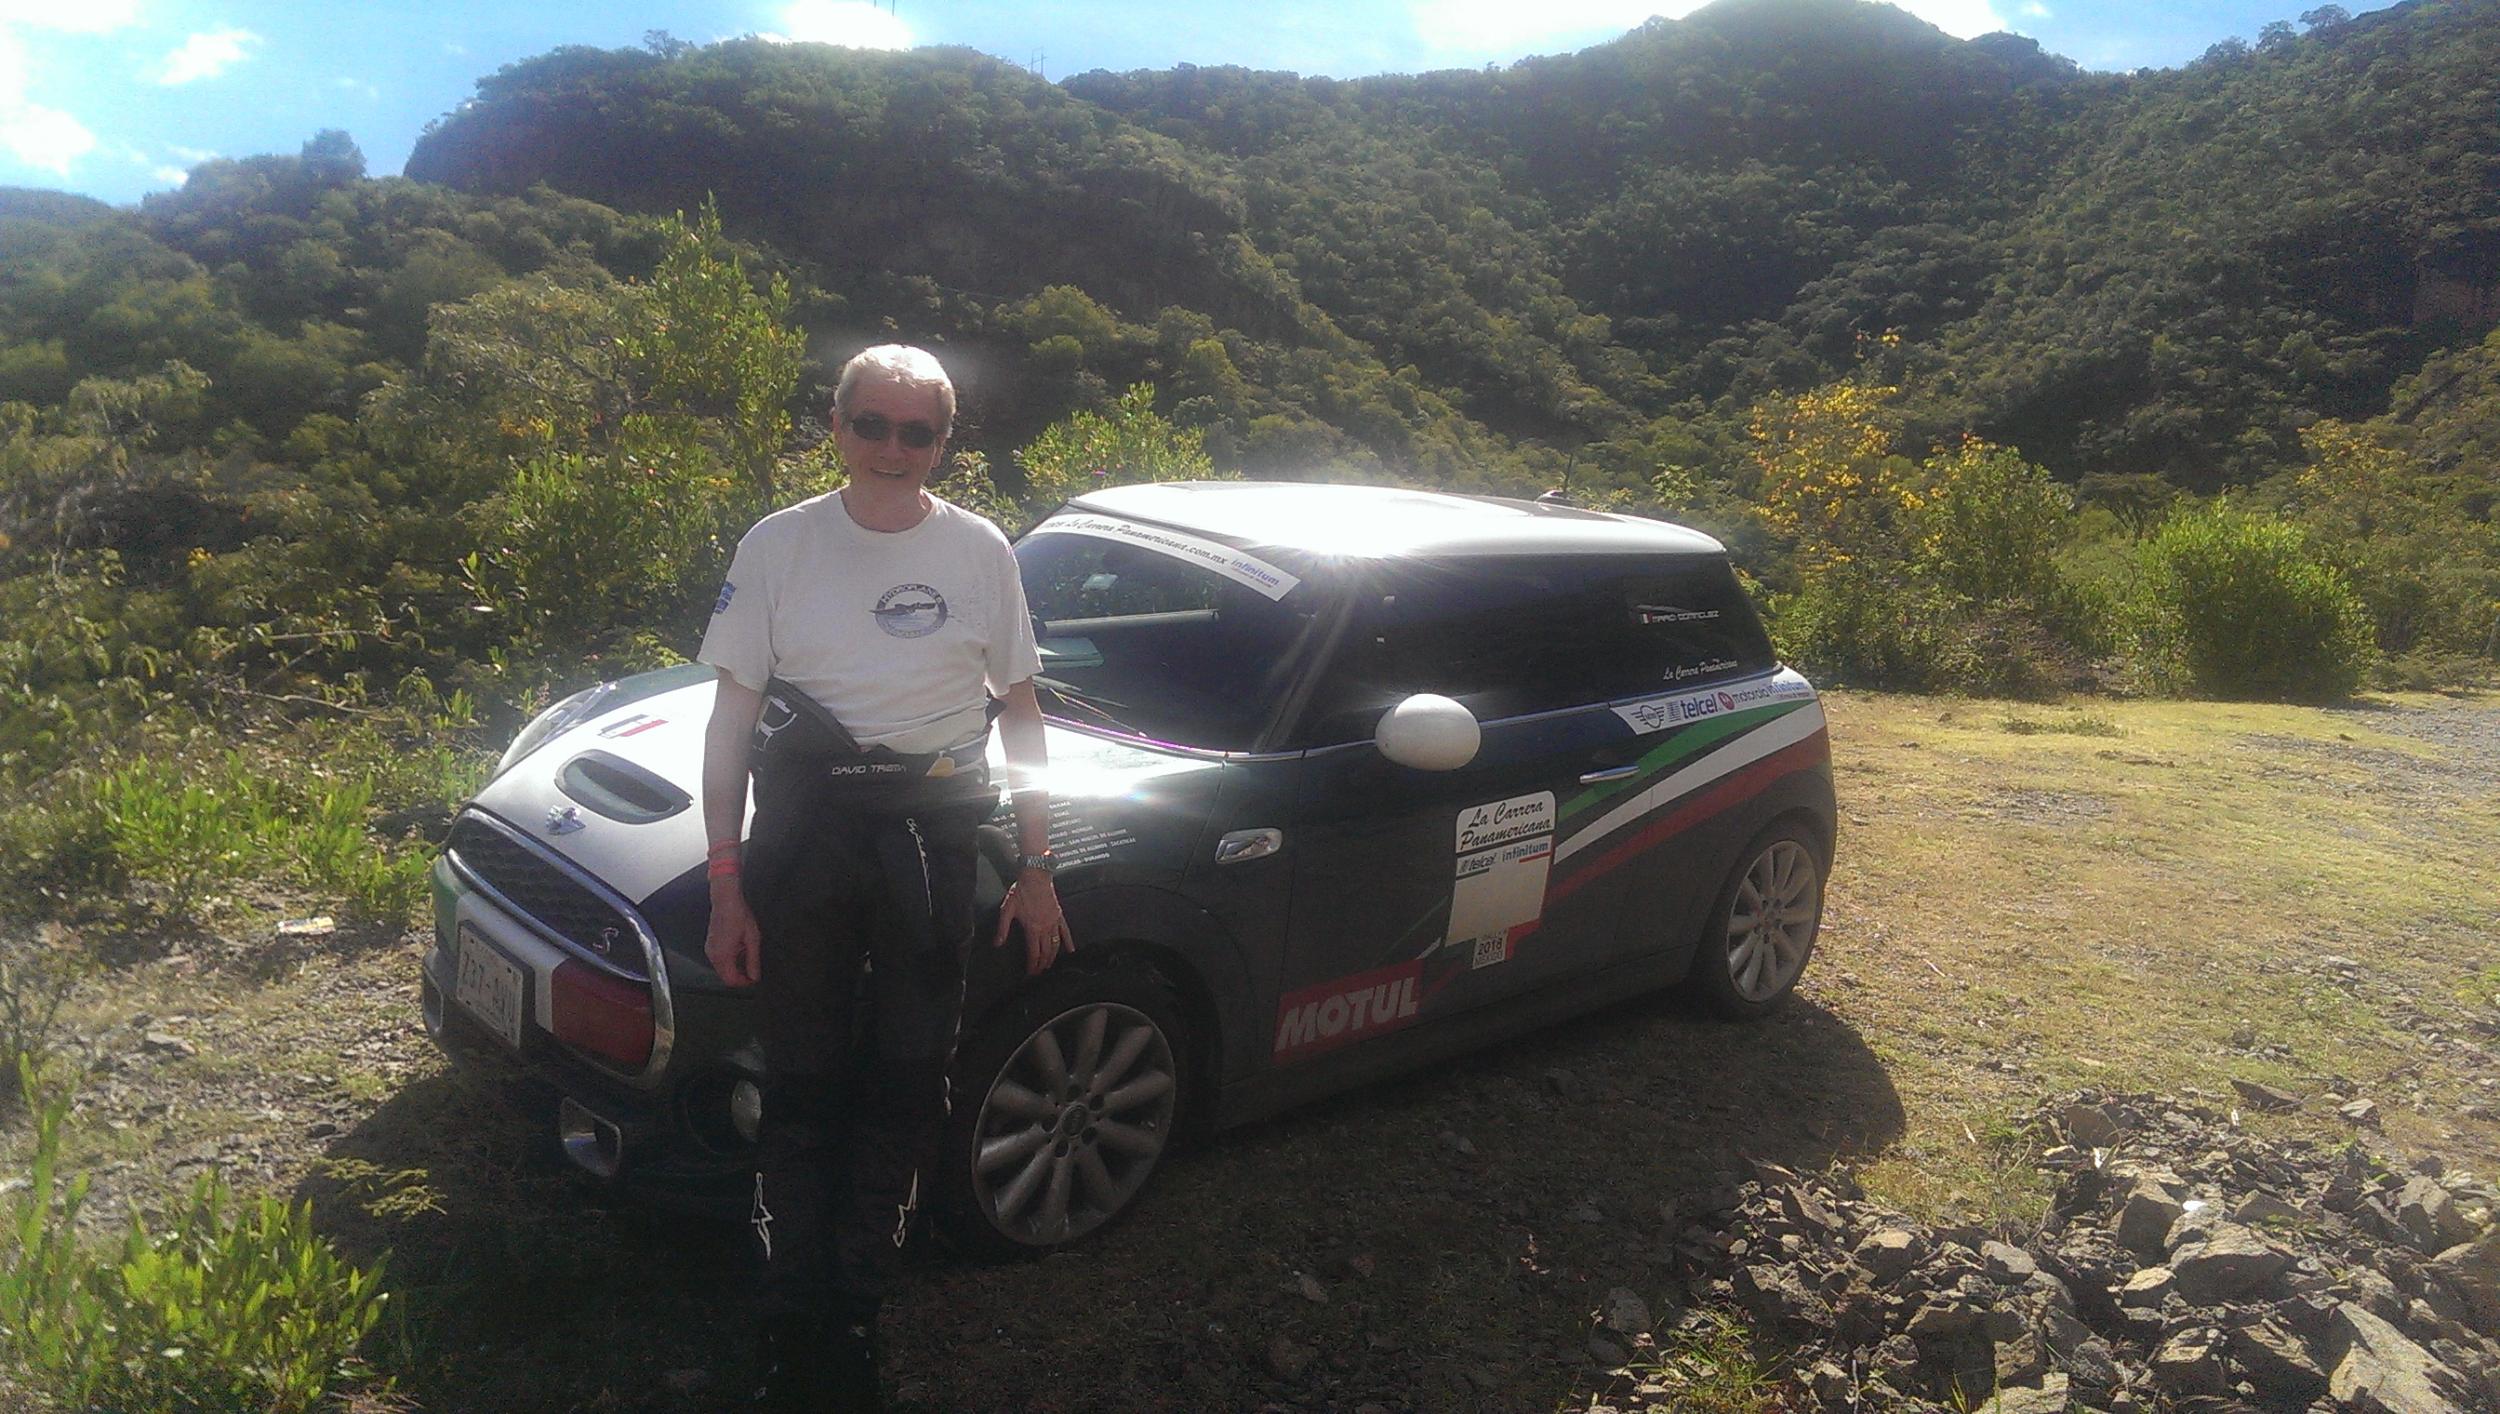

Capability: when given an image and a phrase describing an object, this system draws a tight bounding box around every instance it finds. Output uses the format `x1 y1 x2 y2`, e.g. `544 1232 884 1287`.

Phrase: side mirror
1374 694 1480 771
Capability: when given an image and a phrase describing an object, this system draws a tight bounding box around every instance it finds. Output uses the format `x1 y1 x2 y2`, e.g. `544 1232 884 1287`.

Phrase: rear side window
1296 554 1773 745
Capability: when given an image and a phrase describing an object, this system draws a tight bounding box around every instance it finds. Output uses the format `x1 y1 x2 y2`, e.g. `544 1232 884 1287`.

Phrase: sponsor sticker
1612 676 1811 734
1469 931 1513 969
1455 791 1553 853
1025 512 1303 601
1273 960 1423 1061
713 581 736 614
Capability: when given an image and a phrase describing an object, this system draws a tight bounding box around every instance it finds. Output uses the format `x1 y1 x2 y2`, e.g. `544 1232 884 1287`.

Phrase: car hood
467 676 1218 905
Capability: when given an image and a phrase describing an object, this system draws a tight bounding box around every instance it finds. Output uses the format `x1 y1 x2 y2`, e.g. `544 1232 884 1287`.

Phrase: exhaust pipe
558 1097 625 1180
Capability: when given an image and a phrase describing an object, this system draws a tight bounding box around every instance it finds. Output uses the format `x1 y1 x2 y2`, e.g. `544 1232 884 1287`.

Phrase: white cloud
333 75 379 99
2 100 96 173
157 27 260 85
2020 2 2051 17
0 0 141 34
1406 0 2011 60
766 0 913 50
166 142 215 162
152 163 187 185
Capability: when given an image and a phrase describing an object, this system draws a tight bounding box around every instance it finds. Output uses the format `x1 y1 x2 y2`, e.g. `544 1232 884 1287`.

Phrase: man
697 344 1070 1410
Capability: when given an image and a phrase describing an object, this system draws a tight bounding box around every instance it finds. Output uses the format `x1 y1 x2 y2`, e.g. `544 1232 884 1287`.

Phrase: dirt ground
22 688 2500 1411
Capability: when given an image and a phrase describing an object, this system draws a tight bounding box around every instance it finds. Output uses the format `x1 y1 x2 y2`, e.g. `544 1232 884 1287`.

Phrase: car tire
937 963 1190 1258
1686 818 1828 1019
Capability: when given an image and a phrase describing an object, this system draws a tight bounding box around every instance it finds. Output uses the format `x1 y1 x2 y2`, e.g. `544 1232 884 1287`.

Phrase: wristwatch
1015 851 1059 875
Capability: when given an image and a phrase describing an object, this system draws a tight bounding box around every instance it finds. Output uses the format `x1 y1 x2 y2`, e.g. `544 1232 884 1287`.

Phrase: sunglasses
845 414 942 450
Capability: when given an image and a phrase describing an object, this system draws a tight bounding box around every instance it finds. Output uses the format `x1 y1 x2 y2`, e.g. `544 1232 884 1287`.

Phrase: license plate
454 926 526 1051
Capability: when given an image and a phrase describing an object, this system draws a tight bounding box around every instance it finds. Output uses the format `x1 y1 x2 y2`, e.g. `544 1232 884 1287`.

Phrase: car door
1264 555 1653 1069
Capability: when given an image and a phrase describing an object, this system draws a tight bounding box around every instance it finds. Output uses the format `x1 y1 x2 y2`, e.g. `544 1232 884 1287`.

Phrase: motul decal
1273 960 1423 1062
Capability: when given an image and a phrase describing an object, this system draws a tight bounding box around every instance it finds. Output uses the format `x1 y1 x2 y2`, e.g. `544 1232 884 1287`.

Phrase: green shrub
1770 564 1974 693
0 1066 389 1412
2133 501 2375 701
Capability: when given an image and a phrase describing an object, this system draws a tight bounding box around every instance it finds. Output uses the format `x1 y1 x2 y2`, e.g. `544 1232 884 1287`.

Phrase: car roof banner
1025 512 1303 601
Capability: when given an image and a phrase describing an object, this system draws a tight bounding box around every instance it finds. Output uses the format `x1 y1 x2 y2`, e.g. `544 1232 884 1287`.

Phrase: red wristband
707 859 741 879
707 839 742 857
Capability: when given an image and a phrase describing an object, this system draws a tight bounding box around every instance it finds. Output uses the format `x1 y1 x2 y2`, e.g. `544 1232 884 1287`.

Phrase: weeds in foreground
0 942 81 1117
1594 1307 1791 1413
0 1062 390 1411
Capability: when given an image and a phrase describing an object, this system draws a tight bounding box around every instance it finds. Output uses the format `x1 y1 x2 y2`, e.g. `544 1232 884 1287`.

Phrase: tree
1013 384 1219 522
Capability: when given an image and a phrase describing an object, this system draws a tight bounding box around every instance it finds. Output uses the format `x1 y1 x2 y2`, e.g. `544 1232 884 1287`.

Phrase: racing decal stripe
1554 701 1829 865
1547 729 1831 905
1558 701 1811 822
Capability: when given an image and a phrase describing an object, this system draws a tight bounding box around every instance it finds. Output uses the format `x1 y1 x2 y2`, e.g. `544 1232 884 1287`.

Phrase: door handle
1578 765 1640 784
1215 828 1283 864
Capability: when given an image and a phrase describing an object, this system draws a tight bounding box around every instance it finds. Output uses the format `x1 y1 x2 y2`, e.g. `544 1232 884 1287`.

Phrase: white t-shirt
698 490 1041 752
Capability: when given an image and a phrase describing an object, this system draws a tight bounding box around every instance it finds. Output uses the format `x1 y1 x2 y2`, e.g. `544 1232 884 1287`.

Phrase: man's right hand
705 881 762 987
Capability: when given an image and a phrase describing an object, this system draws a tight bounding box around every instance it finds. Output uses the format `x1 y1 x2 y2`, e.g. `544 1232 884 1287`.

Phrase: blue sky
3 0 2396 205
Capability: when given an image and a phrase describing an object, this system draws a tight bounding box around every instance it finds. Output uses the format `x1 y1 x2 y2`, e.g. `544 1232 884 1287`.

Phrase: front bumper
423 850 759 1214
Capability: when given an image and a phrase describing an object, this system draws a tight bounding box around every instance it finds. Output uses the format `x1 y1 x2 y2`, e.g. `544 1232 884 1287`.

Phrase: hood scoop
557 750 692 825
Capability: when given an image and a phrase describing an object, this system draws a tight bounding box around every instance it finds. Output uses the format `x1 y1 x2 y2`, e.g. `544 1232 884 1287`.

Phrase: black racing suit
739 701 995 1325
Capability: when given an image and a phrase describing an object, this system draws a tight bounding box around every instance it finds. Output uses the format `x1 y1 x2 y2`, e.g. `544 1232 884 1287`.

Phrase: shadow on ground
302 989 1900 1411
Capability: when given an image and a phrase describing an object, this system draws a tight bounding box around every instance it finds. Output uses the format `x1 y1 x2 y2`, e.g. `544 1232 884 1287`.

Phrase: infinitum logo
1272 961 1423 1062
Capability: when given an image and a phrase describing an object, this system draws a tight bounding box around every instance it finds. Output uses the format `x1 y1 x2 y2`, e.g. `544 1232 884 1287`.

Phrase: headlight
493 681 620 778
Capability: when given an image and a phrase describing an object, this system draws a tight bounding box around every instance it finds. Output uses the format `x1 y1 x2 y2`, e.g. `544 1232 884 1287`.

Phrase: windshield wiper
1033 676 1134 732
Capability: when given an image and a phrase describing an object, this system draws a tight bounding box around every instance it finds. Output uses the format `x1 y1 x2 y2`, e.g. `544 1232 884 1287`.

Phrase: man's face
836 378 949 490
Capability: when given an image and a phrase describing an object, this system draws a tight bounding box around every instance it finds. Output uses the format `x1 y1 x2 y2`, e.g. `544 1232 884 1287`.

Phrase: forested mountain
383 0 2500 489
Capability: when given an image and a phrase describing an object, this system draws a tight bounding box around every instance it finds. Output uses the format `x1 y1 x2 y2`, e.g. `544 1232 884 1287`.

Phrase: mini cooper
422 481 1837 1254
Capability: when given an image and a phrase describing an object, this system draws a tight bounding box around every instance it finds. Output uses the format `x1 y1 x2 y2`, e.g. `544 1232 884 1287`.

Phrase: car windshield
1015 514 1319 752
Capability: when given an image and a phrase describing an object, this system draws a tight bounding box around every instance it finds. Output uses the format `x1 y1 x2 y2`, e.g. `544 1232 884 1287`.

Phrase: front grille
447 813 648 979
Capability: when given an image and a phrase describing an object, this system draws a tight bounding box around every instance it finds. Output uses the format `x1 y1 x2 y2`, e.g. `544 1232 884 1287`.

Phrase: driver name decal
1273 961 1422 1062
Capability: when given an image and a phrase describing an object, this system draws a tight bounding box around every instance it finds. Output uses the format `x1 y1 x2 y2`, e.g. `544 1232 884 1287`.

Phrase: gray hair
834 344 956 430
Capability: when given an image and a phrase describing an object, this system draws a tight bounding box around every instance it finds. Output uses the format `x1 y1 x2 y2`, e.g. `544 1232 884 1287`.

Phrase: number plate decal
454 926 526 1051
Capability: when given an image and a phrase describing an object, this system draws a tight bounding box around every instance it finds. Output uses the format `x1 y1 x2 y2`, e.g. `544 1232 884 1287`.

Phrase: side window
1297 555 1774 746
1620 562 1776 690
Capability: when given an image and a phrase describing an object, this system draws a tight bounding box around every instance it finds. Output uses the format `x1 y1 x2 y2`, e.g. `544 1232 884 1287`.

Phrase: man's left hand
995 873 1074 974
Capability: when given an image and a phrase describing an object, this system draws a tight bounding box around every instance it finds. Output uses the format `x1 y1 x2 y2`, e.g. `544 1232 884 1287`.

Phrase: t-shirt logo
713 582 735 614
872 583 949 639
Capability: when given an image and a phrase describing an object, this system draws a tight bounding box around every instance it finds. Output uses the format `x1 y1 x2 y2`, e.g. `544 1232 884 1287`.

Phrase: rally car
421 481 1837 1254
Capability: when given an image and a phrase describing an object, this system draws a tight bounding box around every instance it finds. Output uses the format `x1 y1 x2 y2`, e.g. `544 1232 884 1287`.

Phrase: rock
661 1368 709 1396
2170 1223 2290 1302
1296 1272 1328 1303
2063 1103 2122 1146
1905 1298 1982 1338
2117 1266 2176 1308
2429 1230 2500 1328
1438 1130 1476 1157
2224 1317 2327 1402
2231 1078 2302 1111
2394 1177 2476 1254
1854 1227 1925 1282
141 1031 196 1058
1978 1373 2071 1414
1598 1287 1651 1337
2341 1098 2382 1127
1803 1360 1852 1404
1730 1263 1830 1329
2115 1173 2187 1256
275 915 335 937
2149 1326 2229 1395
1264 1333 1314 1381
2230 1190 2305 1227
1586 1335 1627 1366
1993 1327 2050 1386
1981 1239 2040 1283
2329 1303 2468 1413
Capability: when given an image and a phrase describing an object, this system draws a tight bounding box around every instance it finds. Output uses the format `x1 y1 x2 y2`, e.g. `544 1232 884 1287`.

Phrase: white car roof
1061 481 1728 560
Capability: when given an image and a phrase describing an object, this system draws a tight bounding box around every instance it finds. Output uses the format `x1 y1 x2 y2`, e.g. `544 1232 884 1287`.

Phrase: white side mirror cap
1375 694 1480 771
